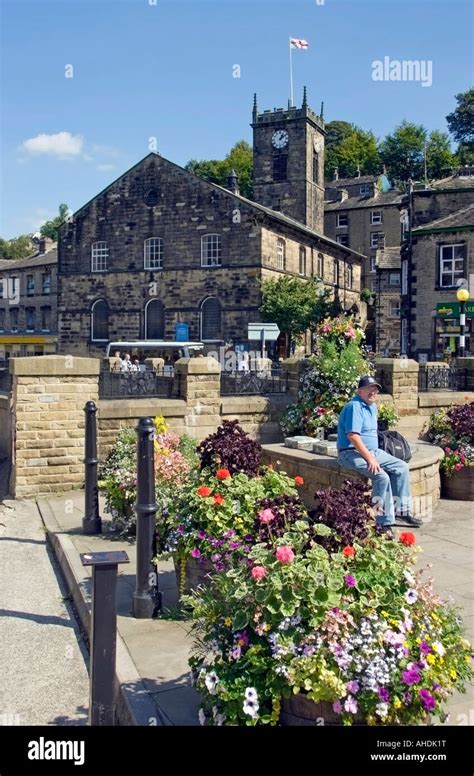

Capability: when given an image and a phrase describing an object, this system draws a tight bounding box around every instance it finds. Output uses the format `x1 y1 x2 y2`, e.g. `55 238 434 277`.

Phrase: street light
456 288 470 358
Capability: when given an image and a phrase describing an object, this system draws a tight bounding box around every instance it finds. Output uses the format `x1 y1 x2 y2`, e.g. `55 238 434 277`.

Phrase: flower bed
428 401 474 500
186 482 472 726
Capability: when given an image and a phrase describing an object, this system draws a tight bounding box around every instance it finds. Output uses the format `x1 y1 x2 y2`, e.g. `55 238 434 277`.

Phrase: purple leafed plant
447 402 474 441
197 420 262 477
254 494 309 546
310 480 373 551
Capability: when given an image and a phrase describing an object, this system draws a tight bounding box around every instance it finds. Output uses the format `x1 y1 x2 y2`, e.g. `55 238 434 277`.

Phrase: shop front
434 301 474 359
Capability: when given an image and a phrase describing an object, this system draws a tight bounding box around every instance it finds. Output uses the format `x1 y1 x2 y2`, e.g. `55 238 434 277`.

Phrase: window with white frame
344 264 353 289
299 246 306 276
201 234 222 267
371 279 377 292
91 242 108 272
336 234 349 247
389 272 401 286
201 297 222 341
91 299 109 341
370 210 382 225
26 274 34 295
277 238 286 271
360 183 371 195
144 238 163 270
370 232 384 249
10 308 19 331
439 244 465 287
336 213 348 228
333 261 339 285
401 261 408 295
370 256 377 273
42 272 51 294
389 300 401 317
316 252 324 278
41 307 51 331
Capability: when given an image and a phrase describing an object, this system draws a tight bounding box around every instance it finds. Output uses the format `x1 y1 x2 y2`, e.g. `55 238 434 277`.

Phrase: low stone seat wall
262 442 444 520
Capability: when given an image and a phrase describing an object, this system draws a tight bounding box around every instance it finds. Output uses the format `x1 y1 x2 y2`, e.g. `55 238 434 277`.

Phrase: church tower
251 88 325 233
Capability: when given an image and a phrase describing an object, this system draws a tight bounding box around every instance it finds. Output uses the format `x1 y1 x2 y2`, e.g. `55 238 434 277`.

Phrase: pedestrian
121 353 132 372
337 375 422 536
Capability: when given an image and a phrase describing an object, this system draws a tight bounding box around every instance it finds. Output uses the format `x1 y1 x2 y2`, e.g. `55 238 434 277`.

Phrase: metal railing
418 364 468 392
220 366 288 396
99 366 179 399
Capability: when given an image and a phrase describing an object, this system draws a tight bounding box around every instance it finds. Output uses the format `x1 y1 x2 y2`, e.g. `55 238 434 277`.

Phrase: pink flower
345 327 356 339
258 508 275 524
251 566 268 580
275 546 295 564
455 463 463 471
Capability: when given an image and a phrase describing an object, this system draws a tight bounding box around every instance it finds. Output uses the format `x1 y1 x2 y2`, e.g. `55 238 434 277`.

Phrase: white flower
244 687 258 701
432 641 446 656
204 671 219 695
405 589 418 604
243 699 259 718
375 702 389 718
403 570 415 585
198 708 206 726
215 712 226 726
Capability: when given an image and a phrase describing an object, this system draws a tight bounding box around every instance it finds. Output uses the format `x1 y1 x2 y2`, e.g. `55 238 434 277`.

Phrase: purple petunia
197 530 206 540
420 641 432 655
346 680 360 694
419 689 436 711
378 687 390 703
190 548 201 558
344 575 357 588
402 667 421 686
403 691 412 705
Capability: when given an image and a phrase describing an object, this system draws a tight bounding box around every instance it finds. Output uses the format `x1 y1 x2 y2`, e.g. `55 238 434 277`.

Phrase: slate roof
0 247 57 272
325 190 404 211
412 204 474 234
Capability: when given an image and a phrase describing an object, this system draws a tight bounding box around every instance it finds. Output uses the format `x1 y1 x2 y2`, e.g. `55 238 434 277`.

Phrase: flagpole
289 37 294 106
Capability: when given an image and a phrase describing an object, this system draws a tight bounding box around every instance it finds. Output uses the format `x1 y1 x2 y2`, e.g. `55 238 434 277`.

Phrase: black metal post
459 299 466 358
133 417 161 618
80 550 130 725
83 400 102 535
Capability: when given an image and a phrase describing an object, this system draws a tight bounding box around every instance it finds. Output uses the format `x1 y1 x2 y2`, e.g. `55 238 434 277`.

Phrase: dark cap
358 375 382 390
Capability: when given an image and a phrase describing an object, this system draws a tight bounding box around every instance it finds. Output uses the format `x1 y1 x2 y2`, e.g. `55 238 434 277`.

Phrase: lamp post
457 288 470 358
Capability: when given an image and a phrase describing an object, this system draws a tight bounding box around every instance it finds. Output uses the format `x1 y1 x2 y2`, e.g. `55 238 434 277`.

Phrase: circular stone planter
173 554 213 597
440 467 474 501
280 694 365 726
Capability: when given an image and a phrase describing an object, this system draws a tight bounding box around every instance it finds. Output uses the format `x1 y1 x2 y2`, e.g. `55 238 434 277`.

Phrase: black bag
377 430 412 462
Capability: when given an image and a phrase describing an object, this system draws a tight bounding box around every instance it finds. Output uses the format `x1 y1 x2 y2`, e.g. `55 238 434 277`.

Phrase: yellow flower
415 638 422 644
465 656 471 664
450 670 457 680
224 617 232 627
393 698 402 709
426 654 435 665
381 610 389 617
403 641 410 648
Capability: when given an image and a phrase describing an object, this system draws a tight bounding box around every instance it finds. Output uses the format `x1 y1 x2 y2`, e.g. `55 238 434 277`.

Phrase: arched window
91 241 108 272
299 246 306 276
91 300 109 342
201 297 222 341
144 238 163 270
201 234 222 267
145 299 165 339
277 238 286 271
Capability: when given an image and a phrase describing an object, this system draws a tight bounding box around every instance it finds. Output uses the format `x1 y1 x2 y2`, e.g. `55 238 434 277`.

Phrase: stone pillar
456 357 474 391
10 355 100 497
375 357 419 416
281 357 309 397
175 356 221 440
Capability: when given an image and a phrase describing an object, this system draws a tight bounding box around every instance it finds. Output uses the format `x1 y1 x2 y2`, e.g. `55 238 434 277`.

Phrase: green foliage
325 121 381 180
0 235 35 261
185 140 253 198
39 203 70 240
446 89 474 145
377 403 400 428
426 131 457 179
379 121 427 181
260 276 331 352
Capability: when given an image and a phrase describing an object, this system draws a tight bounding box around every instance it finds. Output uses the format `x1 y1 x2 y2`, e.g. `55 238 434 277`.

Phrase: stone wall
10 356 99 498
0 394 12 460
375 358 419 415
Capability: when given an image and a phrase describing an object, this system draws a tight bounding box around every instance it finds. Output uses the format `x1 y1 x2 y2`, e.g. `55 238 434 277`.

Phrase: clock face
272 129 289 149
313 135 322 152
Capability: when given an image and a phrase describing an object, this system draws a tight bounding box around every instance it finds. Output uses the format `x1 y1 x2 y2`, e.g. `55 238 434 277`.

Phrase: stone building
374 246 401 355
0 238 57 360
58 93 364 357
324 172 403 292
400 172 474 357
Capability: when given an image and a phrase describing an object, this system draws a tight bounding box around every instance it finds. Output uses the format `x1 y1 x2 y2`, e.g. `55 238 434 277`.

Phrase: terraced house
57 93 364 357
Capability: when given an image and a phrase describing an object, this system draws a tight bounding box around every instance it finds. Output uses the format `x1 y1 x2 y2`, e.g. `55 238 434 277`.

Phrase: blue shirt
337 395 378 452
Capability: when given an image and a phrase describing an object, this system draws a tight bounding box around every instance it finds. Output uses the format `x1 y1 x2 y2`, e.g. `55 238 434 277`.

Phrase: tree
185 140 253 198
325 121 381 180
446 89 474 167
260 276 331 355
379 121 427 182
39 203 70 241
426 131 456 179
0 235 34 261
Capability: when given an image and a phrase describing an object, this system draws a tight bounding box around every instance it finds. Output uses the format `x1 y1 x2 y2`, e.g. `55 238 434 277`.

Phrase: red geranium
214 494 225 506
342 546 356 558
294 476 304 486
399 532 416 546
216 468 231 480
197 486 212 497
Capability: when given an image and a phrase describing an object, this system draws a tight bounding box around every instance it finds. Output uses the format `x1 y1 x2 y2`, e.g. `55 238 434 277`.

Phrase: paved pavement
35 489 473 727
0 496 89 726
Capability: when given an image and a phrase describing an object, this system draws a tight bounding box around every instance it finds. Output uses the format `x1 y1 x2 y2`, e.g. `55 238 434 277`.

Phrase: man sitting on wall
337 376 422 536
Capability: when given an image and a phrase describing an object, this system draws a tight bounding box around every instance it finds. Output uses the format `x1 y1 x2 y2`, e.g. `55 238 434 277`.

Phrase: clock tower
251 88 325 233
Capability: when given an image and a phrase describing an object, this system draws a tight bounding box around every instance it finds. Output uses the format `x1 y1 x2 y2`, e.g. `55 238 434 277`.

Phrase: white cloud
97 163 116 172
20 131 84 158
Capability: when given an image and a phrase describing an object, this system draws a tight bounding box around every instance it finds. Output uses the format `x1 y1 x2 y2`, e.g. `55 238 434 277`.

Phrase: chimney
356 165 361 178
338 189 348 202
333 167 339 181
38 237 55 255
227 169 240 196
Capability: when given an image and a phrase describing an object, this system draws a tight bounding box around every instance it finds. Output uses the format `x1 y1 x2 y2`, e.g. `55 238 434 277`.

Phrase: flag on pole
290 38 309 49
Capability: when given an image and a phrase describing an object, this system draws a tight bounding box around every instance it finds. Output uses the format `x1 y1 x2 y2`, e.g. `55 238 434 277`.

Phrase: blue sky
1 0 472 238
